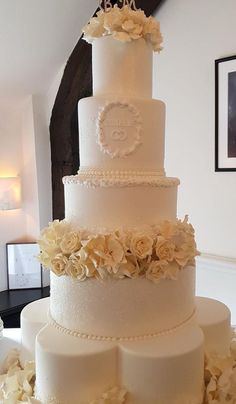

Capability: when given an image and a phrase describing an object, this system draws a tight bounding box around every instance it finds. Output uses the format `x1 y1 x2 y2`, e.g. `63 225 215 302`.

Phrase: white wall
155 0 236 260
0 99 33 290
0 67 64 291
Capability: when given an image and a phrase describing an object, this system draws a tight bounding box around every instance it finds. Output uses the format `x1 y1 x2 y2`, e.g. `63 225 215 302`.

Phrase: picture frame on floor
215 55 236 171
6 242 43 290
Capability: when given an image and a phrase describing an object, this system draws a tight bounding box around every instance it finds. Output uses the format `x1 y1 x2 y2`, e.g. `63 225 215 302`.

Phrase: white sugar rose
130 233 153 260
66 252 96 281
155 236 175 262
60 231 81 255
146 260 167 283
51 254 68 277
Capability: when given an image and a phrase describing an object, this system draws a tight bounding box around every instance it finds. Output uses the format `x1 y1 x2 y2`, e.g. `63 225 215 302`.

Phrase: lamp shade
0 177 21 210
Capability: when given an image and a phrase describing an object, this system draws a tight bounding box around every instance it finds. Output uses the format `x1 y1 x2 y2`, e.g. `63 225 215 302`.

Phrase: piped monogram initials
97 101 142 159
111 130 128 142
98 0 137 11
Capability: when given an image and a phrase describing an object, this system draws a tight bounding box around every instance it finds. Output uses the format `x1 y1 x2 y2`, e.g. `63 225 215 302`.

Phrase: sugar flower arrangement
37 216 198 283
0 349 37 404
204 329 236 403
82 4 163 52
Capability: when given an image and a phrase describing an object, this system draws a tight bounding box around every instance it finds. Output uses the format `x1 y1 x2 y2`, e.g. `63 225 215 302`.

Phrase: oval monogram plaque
97 101 142 158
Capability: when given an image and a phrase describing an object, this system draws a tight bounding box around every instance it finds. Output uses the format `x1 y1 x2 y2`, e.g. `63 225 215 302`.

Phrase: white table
0 329 21 363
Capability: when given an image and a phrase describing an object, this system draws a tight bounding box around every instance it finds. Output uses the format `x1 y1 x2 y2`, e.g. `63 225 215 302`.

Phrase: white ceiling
0 0 95 97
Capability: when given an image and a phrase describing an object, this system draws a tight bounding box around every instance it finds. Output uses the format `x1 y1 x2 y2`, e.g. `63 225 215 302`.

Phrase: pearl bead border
63 174 180 188
49 308 196 342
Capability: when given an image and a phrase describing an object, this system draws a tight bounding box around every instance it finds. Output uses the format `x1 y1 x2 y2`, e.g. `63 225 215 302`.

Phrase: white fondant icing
196 296 231 356
20 297 49 361
50 266 196 338
92 37 153 98
35 321 204 404
78 96 165 172
64 182 178 229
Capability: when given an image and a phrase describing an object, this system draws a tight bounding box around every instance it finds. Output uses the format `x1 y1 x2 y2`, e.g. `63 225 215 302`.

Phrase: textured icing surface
50 267 196 338
78 96 165 172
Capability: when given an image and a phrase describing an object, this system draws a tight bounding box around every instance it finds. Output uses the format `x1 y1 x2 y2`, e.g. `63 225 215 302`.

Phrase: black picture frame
6 242 43 290
215 55 236 171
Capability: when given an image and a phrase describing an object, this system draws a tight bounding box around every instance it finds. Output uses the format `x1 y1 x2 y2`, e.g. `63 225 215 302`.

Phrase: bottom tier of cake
35 320 204 404
19 296 232 404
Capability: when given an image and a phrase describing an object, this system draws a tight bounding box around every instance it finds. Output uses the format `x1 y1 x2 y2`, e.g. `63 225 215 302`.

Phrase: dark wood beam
50 0 164 220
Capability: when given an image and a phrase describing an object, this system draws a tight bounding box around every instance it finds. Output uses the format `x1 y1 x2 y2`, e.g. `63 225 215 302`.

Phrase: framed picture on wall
215 55 236 171
6 243 43 290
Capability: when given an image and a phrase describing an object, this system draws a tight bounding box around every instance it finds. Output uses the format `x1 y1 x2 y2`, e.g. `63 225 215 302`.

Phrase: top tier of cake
93 36 153 98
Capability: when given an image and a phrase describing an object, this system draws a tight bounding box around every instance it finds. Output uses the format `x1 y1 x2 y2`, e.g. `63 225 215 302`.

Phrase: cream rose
146 260 167 284
66 252 96 280
155 236 175 262
60 231 81 255
130 233 153 260
51 254 68 277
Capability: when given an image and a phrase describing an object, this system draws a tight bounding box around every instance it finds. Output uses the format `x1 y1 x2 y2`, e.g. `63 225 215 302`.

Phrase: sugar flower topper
83 4 163 52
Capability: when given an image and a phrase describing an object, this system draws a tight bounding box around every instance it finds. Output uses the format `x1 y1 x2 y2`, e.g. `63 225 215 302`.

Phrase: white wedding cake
10 3 235 404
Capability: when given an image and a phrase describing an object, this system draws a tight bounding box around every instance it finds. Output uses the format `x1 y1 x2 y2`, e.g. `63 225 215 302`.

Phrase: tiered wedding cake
17 3 234 404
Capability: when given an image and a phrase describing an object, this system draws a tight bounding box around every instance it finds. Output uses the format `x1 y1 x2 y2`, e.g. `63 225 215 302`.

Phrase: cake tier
63 178 179 229
50 266 195 339
20 296 233 362
196 296 231 356
78 96 165 172
92 37 153 98
35 320 204 404
20 297 49 361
